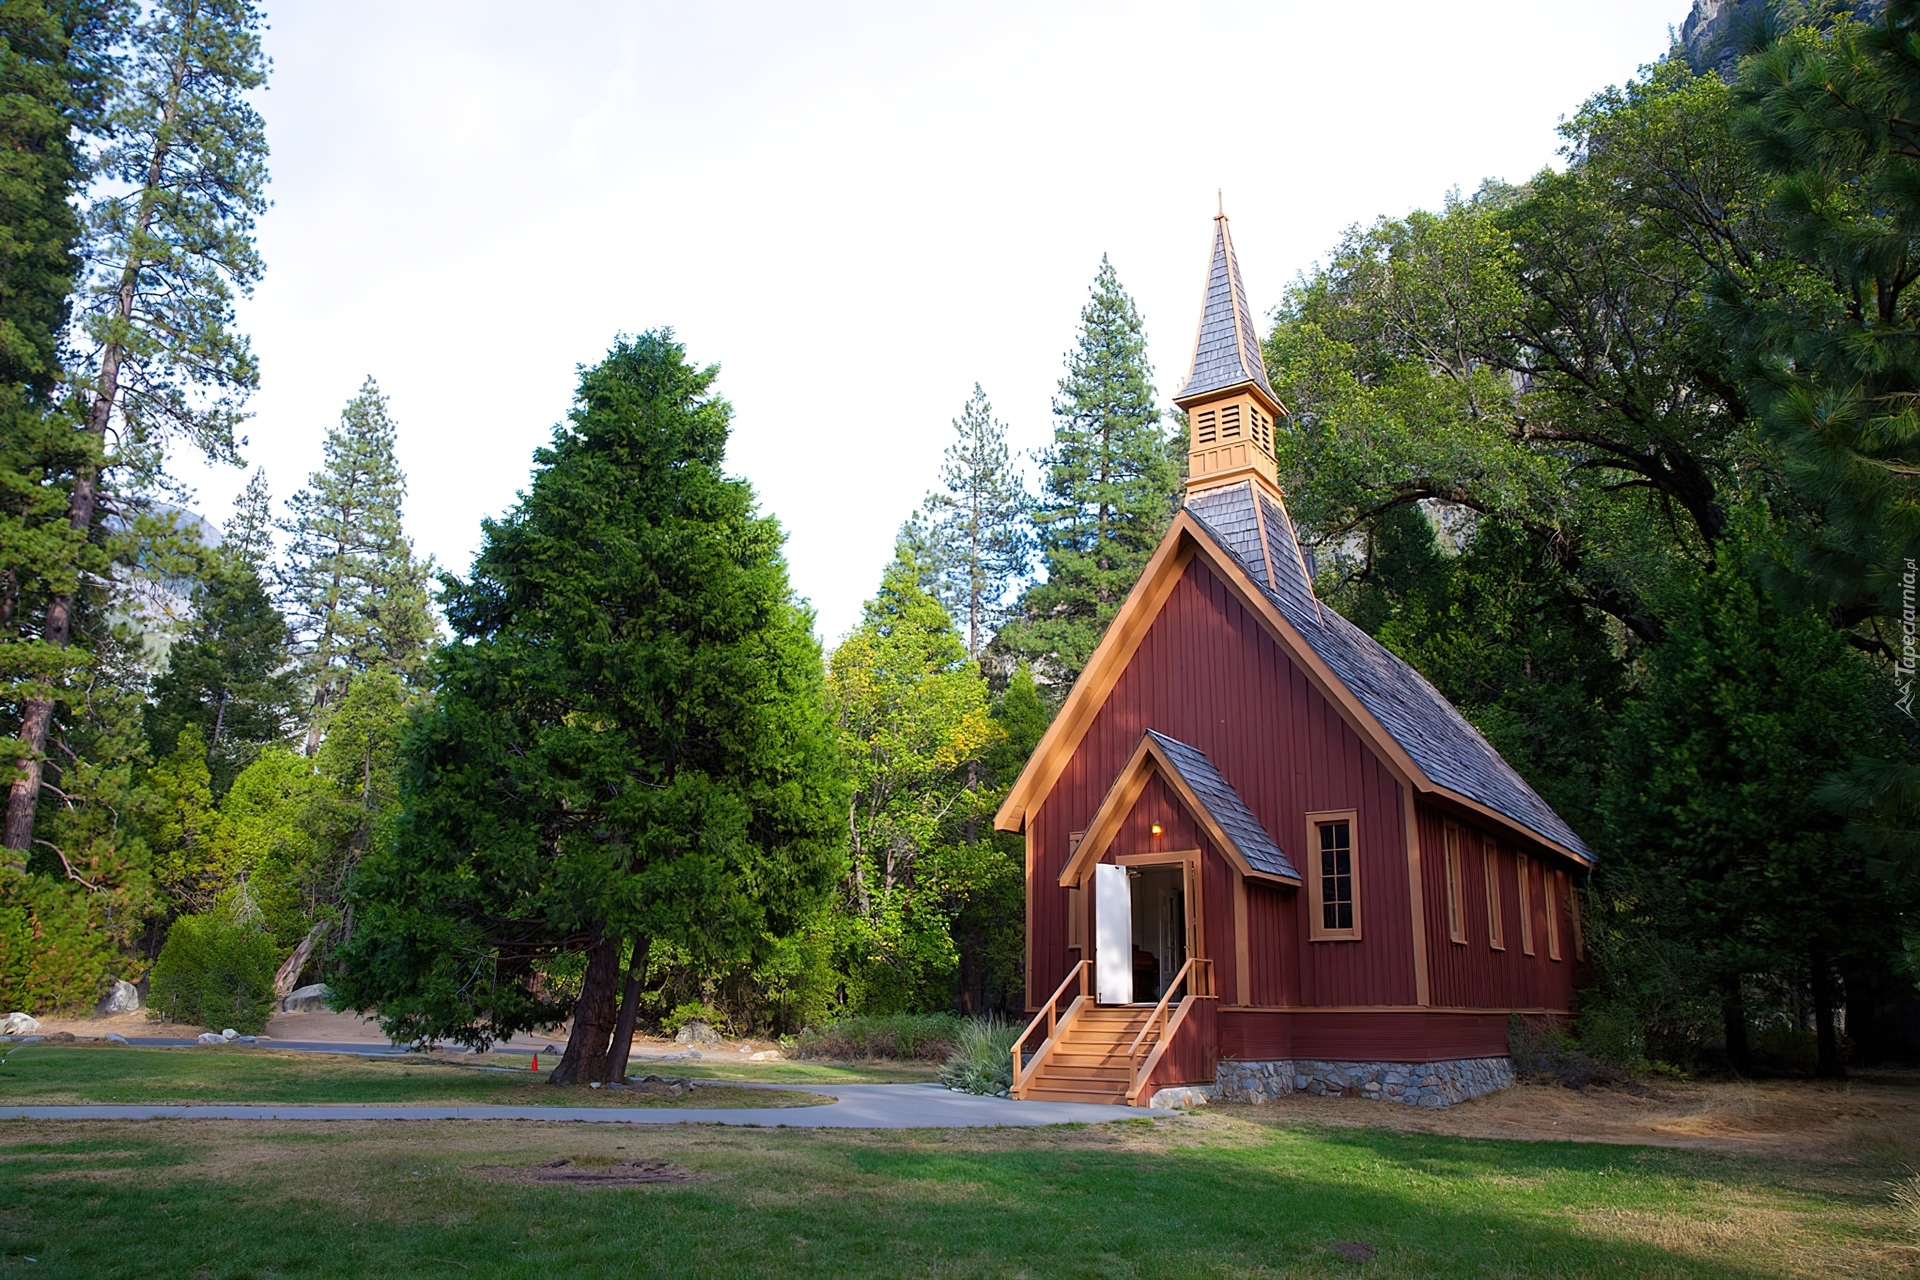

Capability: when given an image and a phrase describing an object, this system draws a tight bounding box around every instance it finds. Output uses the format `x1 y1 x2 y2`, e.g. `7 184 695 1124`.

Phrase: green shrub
792 1013 961 1062
1508 1014 1622 1089
663 1001 726 1035
1749 1024 1821 1073
148 913 280 1034
936 1017 1019 1095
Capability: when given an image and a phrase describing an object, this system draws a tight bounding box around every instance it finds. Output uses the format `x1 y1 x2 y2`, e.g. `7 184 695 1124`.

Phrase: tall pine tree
920 385 1029 656
1004 258 1179 686
5 0 270 857
280 378 434 755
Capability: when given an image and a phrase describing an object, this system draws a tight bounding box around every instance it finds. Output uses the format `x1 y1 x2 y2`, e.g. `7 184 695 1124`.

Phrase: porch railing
1010 959 1090 1099
1124 956 1213 1105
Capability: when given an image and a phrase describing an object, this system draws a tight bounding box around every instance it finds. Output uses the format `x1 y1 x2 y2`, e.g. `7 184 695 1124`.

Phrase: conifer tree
920 385 1030 656
143 547 296 795
5 0 270 857
335 333 844 1085
224 467 272 575
280 379 434 754
1004 258 1178 686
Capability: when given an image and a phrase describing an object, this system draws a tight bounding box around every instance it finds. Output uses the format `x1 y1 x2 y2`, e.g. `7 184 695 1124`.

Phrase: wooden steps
1018 1007 1155 1105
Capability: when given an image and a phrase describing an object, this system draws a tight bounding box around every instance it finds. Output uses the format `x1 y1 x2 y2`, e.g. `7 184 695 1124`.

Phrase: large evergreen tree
1004 258 1179 686
1600 527 1895 1078
5 0 270 857
335 333 844 1085
280 378 434 754
920 385 1029 656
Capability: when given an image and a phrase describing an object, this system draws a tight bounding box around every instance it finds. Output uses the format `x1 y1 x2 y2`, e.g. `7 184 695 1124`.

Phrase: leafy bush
663 1001 727 1035
936 1017 1019 1095
792 1013 961 1062
1508 1014 1623 1089
148 912 280 1034
1749 1024 1821 1073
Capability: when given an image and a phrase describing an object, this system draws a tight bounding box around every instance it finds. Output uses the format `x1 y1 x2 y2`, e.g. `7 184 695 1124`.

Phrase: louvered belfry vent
1174 207 1287 499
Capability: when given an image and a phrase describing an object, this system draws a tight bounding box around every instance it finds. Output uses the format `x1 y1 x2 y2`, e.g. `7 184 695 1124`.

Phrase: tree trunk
548 932 623 1086
1812 958 1845 1080
272 920 332 1002
1721 977 1749 1073
605 936 648 1084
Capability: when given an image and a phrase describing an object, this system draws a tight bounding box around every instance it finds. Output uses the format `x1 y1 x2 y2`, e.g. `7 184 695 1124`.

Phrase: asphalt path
0 1083 1146 1127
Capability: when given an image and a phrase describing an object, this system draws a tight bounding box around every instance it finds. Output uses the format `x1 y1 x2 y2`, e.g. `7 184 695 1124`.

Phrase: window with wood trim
1065 886 1084 950
1570 875 1586 961
1443 822 1466 944
1545 866 1562 961
1483 840 1505 950
1307 810 1359 940
1220 403 1243 439
1196 409 1217 445
1517 854 1535 956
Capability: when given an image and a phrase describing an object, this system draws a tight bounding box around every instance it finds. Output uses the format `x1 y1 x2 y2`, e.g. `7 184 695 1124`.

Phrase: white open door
1094 863 1132 1004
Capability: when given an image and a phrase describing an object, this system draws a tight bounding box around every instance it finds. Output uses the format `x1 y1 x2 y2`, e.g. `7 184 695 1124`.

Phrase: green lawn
0 1045 830 1109
0 1109 1900 1277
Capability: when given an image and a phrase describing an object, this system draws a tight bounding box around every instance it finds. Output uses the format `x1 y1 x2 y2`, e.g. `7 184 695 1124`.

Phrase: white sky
176 0 1699 644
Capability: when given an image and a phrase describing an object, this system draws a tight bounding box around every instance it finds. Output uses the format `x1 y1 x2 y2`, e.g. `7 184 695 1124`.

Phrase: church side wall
1027 557 1418 1011
1416 802 1583 1013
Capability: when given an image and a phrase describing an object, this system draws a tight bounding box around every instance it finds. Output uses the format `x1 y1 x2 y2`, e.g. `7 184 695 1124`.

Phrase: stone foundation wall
1215 1055 1513 1109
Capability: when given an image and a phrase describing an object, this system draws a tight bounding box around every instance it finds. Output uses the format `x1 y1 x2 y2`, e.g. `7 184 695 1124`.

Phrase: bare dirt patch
473 1157 698 1186
1215 1071 1920 1159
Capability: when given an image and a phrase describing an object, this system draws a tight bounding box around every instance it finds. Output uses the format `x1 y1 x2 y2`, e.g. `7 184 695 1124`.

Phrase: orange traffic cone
530 1053 538 1072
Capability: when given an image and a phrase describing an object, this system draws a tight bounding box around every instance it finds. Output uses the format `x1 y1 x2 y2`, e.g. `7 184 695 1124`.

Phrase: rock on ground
196 1032 227 1046
674 1021 721 1048
281 983 332 1013
95 980 140 1016
3 1013 40 1035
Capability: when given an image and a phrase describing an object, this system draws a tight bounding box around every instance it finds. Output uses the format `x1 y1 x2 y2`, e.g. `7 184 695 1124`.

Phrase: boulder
674 1021 721 1048
104 1033 129 1046
281 983 333 1013
196 1032 226 1046
3 1012 40 1036
748 1050 782 1062
42 1031 75 1044
95 980 140 1017
221 1028 239 1040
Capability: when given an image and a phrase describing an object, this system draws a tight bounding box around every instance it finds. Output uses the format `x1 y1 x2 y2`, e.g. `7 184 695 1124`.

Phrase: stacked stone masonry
1215 1056 1513 1109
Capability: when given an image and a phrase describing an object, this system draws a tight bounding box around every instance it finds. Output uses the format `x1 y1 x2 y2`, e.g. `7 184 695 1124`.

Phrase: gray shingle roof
1145 729 1300 881
1176 216 1277 405
1185 482 1594 860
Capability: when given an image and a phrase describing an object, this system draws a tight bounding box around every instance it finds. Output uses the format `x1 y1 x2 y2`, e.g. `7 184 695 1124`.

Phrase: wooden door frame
1111 850 1204 1006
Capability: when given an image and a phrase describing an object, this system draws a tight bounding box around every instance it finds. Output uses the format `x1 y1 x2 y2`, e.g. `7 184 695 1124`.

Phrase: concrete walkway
0 1083 1144 1128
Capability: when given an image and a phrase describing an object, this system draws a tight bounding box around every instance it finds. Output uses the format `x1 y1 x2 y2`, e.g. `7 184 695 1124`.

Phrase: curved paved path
0 1083 1145 1128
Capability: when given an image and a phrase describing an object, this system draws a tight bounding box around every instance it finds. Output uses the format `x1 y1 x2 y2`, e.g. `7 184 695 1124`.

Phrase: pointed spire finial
1217 188 1224 218
1175 207 1275 407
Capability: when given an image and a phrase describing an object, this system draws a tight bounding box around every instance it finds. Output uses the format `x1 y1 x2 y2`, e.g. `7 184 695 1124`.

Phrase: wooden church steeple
1174 205 1287 500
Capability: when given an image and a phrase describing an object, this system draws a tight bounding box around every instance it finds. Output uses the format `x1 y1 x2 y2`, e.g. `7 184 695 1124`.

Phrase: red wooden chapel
998 212 1593 1108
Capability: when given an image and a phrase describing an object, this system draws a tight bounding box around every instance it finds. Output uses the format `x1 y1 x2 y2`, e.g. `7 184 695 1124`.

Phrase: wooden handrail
1125 956 1195 1064
1012 960 1089 1096
1125 957 1213 1104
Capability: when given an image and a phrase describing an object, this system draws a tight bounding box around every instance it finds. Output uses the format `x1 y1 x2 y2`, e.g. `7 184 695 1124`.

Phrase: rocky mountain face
1679 0 1884 77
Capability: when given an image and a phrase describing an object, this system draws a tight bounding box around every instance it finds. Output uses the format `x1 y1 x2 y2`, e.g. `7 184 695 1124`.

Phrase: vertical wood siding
1029 557 1416 1009
1416 802 1581 1012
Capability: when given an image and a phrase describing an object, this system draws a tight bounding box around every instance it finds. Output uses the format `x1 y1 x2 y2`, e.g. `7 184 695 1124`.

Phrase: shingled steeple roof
1175 209 1277 406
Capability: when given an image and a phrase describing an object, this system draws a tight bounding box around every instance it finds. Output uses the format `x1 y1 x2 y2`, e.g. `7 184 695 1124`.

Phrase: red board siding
1145 998 1219 1091
1217 1009 1511 1062
1416 802 1581 1013
1029 557 1414 1009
